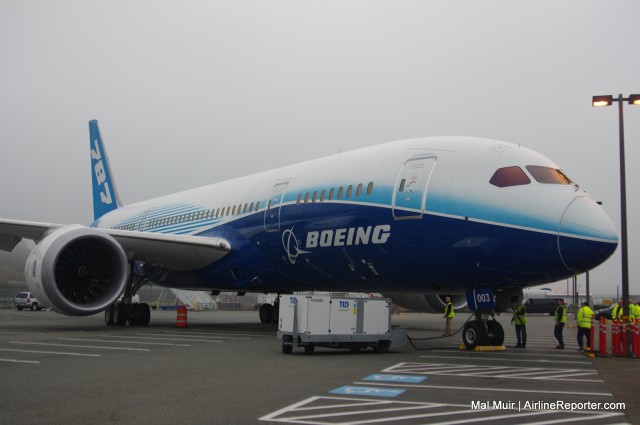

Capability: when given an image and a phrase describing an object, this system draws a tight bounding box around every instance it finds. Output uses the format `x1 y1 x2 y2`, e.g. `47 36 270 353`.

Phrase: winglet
89 120 123 220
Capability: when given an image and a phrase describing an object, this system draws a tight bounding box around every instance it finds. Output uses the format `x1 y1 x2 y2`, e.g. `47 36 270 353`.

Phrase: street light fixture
592 94 639 330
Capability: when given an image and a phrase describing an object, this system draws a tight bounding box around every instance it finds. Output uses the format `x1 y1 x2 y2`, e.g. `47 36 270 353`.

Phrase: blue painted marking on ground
363 374 426 383
330 386 405 397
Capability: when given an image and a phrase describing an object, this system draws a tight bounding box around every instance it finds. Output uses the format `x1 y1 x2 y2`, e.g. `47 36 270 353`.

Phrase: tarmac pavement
0 308 636 424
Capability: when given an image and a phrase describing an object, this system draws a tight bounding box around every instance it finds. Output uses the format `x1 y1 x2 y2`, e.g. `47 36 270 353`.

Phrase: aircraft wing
106 229 231 270
0 219 61 251
0 219 231 270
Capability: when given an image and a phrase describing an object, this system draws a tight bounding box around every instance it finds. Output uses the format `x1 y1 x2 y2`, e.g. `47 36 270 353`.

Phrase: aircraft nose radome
558 196 618 273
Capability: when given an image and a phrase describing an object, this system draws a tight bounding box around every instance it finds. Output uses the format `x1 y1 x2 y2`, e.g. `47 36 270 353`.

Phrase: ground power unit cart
277 294 407 354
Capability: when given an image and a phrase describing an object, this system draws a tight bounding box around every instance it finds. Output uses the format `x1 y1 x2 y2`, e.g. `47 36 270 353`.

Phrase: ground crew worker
576 301 594 351
511 303 527 348
554 298 566 349
443 296 454 337
612 299 623 321
629 300 638 323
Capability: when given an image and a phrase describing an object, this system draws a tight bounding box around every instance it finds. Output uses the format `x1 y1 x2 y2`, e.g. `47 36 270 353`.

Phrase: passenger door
264 181 289 232
392 155 436 220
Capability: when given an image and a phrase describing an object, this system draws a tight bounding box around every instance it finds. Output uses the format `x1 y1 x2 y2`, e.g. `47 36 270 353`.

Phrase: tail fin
89 120 122 221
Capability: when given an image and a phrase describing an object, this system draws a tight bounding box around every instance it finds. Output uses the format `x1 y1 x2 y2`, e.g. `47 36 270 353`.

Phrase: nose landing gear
461 288 509 350
462 313 504 350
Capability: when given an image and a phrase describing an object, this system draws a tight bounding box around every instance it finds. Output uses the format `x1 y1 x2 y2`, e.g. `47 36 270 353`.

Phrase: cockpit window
489 166 531 188
525 166 572 185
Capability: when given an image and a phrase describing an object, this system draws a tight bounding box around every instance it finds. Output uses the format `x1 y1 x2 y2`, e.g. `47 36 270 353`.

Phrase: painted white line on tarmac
419 354 591 365
353 381 614 397
60 337 191 347
0 348 100 357
0 357 40 364
121 334 223 343
10 341 149 351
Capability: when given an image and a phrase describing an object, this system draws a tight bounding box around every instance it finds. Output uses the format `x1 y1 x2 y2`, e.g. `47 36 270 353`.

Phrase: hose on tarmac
406 313 474 350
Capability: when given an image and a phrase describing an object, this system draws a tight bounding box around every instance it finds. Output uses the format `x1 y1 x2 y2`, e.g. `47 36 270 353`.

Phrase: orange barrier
612 320 620 356
633 321 640 358
589 316 595 350
621 320 628 357
599 317 608 357
176 306 188 328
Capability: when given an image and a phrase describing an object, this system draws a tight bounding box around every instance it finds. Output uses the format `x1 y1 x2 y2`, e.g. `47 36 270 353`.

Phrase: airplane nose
558 196 618 273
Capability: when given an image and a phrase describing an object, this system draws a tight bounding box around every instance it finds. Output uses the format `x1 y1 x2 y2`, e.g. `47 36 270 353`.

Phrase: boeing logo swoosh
282 227 310 264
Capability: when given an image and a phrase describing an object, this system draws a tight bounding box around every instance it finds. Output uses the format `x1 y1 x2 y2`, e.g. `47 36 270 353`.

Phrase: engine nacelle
384 293 467 313
25 225 129 316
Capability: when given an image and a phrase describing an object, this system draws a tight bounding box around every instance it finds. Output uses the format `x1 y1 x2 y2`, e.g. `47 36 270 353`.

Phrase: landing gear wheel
462 321 488 350
127 303 150 326
487 320 505 345
31 303 38 311
105 304 115 325
114 302 128 326
259 304 273 324
137 303 151 326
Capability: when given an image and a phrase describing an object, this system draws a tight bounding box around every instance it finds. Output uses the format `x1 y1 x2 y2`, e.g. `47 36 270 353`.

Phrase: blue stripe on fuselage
154 201 615 293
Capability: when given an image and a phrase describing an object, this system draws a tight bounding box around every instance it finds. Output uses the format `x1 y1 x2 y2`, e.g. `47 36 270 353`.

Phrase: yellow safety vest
444 302 454 318
612 304 623 320
576 306 594 329
513 305 527 325
555 304 566 323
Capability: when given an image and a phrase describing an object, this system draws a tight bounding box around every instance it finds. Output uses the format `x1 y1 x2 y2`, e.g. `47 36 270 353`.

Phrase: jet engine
384 293 467 313
25 225 129 316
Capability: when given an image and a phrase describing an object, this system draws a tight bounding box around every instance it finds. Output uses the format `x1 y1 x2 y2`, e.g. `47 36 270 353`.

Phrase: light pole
592 94 640 325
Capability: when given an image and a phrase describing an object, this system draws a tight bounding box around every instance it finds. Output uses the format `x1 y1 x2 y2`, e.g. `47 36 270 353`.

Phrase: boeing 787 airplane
0 120 617 348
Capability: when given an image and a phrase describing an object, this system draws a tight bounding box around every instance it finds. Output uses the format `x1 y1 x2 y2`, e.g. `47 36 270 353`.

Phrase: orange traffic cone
176 306 188 328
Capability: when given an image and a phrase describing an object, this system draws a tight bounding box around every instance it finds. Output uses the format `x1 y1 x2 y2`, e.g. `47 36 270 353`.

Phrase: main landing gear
259 296 280 324
104 261 151 326
105 301 151 326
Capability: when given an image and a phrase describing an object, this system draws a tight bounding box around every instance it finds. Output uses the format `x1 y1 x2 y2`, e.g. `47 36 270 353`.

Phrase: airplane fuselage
94 136 617 295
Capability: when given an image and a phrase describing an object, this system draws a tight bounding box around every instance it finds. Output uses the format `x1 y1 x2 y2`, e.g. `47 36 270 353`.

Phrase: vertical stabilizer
89 120 122 220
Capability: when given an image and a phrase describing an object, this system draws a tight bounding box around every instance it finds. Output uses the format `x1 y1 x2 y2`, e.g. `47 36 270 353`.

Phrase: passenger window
366 182 373 195
329 188 335 200
525 166 572 185
399 179 406 192
296 194 302 205
337 187 343 199
249 202 254 212
312 191 318 203
346 185 353 198
356 183 363 196
304 193 310 204
256 201 260 211
489 166 531 187
320 189 326 201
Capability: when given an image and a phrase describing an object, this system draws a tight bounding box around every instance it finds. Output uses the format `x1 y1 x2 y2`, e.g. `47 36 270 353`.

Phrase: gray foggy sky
1 1 639 297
